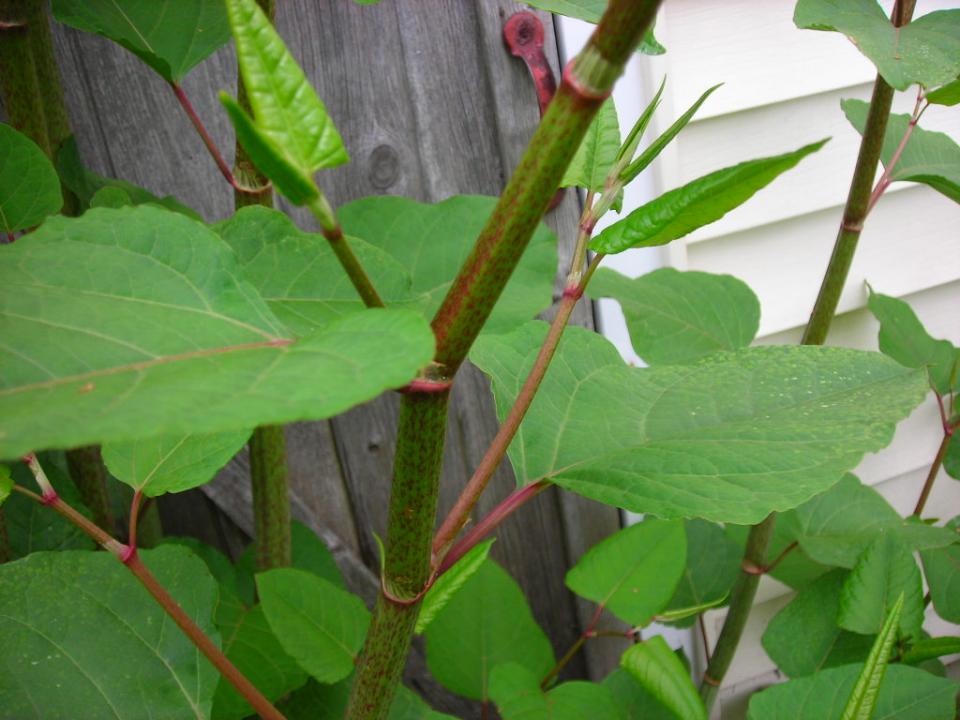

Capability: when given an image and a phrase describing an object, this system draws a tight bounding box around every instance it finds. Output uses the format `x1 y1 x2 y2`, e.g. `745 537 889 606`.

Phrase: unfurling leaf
839 593 904 720
621 637 707 720
416 539 494 635
561 98 621 200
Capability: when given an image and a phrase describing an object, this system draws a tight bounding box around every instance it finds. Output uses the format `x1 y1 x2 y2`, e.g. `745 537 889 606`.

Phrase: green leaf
490 663 621 720
471 322 927 523
841 593 904 720
278 678 455 720
55 136 200 218
902 636 960 665
51 0 230 82
256 568 369 684
0 546 220 718
3 461 95 558
762 570 874 678
617 76 666 168
416 538 494 635
926 78 960 106
340 195 558 335
588 267 760 365
945 435 960 480
214 205 418 334
838 533 924 641
776 474 957 569
662 519 741 626
602 668 677 719
561 98 621 196
425 559 554 700
0 124 62 233
0 206 435 457
866 289 959 395
0 464 11 507
89 184 202 219
620 636 707 720
747 663 959 720
159 535 246 602
225 0 348 178
518 1 664 54
102 431 250 497
591 139 827 254
844 99 960 204
213 601 308 720
919 517 960 623
794 0 960 91
566 518 686 626
620 84 721 185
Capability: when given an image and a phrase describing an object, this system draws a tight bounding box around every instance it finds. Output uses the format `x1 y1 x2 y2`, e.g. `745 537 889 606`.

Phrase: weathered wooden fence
42 1 626 712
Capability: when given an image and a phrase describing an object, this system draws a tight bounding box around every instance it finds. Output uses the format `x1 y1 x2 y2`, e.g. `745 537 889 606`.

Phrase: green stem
913 431 951 517
249 425 292 570
0 0 51 155
700 513 775 709
429 0 661 376
0 508 10 563
346 391 450 720
701 5 916 709
65 445 115 533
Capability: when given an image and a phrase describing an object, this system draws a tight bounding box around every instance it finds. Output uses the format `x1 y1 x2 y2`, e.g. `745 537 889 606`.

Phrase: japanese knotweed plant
0 0 958 719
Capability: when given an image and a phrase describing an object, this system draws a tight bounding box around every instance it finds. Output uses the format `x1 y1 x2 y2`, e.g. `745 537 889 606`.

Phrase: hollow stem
249 425 292 570
0 1 49 154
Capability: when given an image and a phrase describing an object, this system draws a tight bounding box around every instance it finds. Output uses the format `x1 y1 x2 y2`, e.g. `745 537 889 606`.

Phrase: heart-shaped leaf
471 323 927 523
795 0 960 90
0 206 435 458
52 0 231 82
490 663 621 720
0 124 62 233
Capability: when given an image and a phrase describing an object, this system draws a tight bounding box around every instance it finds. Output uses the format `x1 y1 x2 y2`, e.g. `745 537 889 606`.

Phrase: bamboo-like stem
913 432 951 517
249 425 292 570
429 0 661 377
13 479 286 720
0 0 49 154
700 513 775 709
0 508 10 564
347 6 660 717
701 5 916 709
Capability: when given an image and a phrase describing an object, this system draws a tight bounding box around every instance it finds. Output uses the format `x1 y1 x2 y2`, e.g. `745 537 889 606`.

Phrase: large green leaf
565 518 686 626
662 519 741 626
51 0 230 82
416 539 494 635
795 0 960 91
256 568 369 684
213 600 308 720
845 99 960 205
620 637 706 720
588 268 760 365
590 140 827 254
0 124 62 233
866 289 959 395
518 1 664 54
424 559 554 701
0 546 220 719
762 570 873 678
102 431 250 497
747 663 959 719
841 594 903 720
0 206 435 458
775 474 957 569
919 517 960 623
926 78 960 106
225 0 347 177
470 322 927 523
489 663 621 720
602 668 675 719
838 533 924 641
213 205 418 334
160 535 246 602
340 195 558 335
561 98 621 196
55 136 199 218
4 461 95 558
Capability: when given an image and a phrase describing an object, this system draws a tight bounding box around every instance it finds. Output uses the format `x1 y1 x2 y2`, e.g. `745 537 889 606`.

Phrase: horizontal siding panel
671 89 959 244
684 186 960 336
